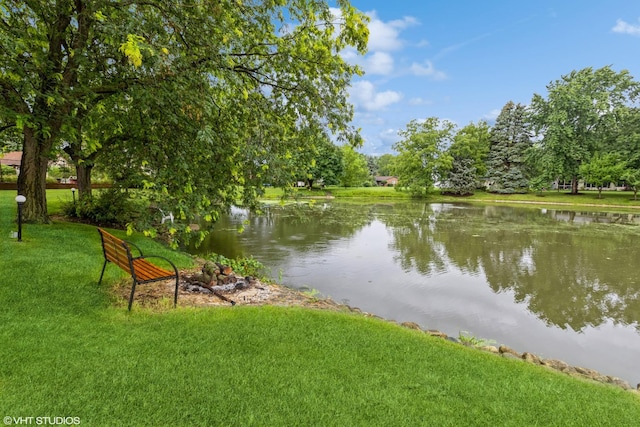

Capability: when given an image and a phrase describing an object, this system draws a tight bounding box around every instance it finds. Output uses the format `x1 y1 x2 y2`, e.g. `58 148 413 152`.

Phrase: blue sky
339 1 640 155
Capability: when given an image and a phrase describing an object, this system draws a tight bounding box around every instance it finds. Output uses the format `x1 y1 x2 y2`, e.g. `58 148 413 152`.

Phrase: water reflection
390 204 640 333
191 201 640 384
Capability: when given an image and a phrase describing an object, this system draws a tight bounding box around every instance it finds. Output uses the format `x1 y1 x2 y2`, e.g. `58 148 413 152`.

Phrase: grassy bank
264 186 640 210
1 190 639 425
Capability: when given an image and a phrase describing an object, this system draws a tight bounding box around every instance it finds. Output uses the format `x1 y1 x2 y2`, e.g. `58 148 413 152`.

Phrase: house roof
0 151 21 167
375 176 398 181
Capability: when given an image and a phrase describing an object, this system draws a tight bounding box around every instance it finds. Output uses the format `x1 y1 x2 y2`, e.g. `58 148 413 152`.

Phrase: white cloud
483 109 501 120
409 97 432 106
410 60 448 80
612 18 640 36
354 112 386 126
349 81 402 111
379 128 399 143
366 51 394 75
366 11 418 52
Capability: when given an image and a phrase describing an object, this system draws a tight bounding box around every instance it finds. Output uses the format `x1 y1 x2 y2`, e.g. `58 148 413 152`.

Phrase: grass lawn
1 190 639 426
266 185 640 211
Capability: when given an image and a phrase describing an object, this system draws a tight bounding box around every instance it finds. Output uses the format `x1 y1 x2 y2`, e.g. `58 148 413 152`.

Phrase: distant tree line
384 66 639 198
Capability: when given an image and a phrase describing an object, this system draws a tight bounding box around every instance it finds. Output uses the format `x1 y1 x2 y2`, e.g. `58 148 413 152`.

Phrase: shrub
63 189 149 228
0 165 17 182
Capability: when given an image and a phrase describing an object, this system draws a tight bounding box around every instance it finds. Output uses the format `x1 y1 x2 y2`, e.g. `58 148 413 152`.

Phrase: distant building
0 151 22 173
374 176 398 186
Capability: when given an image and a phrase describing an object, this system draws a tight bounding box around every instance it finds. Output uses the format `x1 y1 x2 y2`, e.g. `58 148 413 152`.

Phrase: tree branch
0 124 16 133
0 78 30 115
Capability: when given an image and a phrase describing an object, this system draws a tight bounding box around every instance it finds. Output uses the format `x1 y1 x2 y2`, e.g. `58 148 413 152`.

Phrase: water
191 201 640 386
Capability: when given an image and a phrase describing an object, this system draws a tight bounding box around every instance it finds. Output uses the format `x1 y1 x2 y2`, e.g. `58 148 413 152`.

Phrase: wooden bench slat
132 259 174 281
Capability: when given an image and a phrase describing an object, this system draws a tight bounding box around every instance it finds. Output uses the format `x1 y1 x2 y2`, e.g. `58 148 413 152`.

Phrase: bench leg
98 260 108 285
128 279 138 311
173 276 179 308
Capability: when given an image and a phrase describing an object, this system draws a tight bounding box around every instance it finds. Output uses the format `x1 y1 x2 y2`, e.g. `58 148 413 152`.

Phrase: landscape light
15 195 26 242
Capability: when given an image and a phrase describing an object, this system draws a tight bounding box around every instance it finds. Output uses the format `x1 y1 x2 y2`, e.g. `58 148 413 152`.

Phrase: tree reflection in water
195 202 640 333
378 203 640 332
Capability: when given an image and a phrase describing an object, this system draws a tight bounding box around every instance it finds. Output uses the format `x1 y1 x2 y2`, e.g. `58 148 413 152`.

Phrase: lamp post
15 195 26 242
71 187 76 204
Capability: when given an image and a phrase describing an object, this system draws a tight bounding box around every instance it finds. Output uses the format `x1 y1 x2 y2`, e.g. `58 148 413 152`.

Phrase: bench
97 228 179 311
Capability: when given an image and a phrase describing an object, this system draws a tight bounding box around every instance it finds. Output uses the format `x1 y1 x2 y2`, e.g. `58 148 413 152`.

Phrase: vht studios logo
3 417 81 425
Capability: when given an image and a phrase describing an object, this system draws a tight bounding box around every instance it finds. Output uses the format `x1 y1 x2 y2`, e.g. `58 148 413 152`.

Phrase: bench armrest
123 240 144 257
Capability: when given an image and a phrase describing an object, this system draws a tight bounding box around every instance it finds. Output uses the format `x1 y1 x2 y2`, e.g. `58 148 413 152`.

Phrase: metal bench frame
97 228 179 311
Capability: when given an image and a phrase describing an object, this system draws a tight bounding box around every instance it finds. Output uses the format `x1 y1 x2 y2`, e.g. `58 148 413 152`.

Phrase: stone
522 352 541 364
541 359 569 371
480 345 499 354
426 330 447 339
401 321 422 330
575 366 598 376
606 376 632 390
499 345 520 357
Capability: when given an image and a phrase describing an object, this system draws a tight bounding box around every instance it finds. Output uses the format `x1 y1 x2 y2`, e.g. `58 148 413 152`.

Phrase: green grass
262 185 411 200
265 185 640 211
1 190 639 426
438 189 640 209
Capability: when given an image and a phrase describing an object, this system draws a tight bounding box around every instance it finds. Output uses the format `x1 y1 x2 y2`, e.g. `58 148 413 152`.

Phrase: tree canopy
392 118 455 196
0 0 369 223
530 66 639 194
579 153 625 198
339 144 369 187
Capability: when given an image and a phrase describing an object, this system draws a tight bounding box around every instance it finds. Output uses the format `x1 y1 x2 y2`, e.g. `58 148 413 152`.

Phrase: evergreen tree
486 101 532 193
445 156 476 195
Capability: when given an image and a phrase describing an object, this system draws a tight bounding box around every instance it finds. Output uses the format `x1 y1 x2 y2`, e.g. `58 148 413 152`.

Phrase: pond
191 201 640 386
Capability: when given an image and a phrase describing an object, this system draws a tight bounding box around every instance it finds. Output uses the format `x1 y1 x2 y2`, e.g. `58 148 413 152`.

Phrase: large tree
530 66 639 194
375 153 396 177
306 140 344 187
0 0 369 222
486 101 531 193
392 117 455 196
339 145 369 187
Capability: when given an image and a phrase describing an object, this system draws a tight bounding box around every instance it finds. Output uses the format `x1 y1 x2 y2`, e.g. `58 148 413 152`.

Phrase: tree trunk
75 162 93 199
17 128 51 223
571 176 578 195
64 139 96 200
